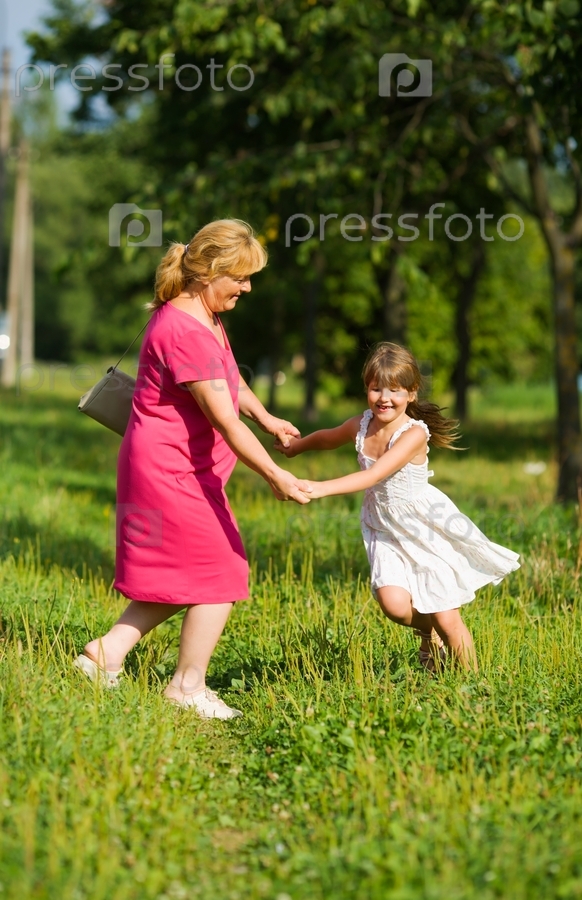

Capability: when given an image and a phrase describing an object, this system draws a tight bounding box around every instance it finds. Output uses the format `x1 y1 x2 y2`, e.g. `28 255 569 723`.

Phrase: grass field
1 367 581 900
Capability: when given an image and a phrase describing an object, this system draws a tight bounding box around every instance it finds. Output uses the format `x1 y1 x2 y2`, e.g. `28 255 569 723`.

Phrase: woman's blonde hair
149 218 268 310
362 342 461 450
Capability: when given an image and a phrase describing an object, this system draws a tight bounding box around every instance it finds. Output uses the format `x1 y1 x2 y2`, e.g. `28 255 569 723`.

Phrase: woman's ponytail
150 243 187 310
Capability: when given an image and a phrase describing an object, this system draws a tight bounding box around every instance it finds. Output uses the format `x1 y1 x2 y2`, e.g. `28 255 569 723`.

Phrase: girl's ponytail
406 399 461 450
151 243 188 310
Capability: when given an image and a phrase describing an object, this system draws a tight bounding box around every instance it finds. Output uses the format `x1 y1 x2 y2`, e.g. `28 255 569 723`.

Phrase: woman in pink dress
74 219 311 718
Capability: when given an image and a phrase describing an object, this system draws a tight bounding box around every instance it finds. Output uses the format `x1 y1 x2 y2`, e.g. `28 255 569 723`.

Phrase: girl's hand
274 435 301 458
300 480 327 499
262 414 301 448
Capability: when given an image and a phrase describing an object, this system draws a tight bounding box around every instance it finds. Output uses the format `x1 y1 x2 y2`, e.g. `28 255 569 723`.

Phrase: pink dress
114 302 248 605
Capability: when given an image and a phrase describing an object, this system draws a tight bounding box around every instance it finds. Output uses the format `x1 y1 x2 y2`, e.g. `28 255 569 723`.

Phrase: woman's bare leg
164 602 234 700
83 600 183 670
431 608 477 671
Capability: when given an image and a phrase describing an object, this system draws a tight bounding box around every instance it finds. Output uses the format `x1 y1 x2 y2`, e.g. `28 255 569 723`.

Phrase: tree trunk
20 196 34 367
267 289 284 413
0 50 11 311
2 142 29 388
303 251 325 421
549 239 582 501
523 112 582 502
374 247 407 344
452 240 485 421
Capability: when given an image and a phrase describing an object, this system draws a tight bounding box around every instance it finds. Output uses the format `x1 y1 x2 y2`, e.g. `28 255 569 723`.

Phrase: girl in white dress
276 342 520 671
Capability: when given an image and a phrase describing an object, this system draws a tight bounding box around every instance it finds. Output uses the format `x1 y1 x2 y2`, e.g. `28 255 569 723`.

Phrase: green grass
1 368 581 900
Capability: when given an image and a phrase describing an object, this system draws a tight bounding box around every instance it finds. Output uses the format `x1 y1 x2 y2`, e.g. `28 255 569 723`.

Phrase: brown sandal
415 629 447 673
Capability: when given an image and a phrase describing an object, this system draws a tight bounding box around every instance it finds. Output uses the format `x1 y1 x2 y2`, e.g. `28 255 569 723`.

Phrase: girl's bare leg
375 586 435 653
164 602 234 700
431 608 477 671
83 600 183 670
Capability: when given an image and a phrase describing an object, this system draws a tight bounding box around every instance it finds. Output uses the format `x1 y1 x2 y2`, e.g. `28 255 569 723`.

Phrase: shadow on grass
205 632 415 694
42 473 117 508
0 513 115 579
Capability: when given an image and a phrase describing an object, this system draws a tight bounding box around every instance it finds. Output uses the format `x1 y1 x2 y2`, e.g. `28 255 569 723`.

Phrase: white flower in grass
523 462 547 475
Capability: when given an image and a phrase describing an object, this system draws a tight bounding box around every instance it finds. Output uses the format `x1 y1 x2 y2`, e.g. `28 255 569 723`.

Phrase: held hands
262 414 301 449
297 480 326 499
274 435 301 458
269 472 327 503
263 415 320 502
269 468 313 504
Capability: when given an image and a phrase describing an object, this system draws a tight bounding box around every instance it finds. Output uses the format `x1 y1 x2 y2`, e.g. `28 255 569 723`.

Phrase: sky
0 0 53 72
0 0 80 113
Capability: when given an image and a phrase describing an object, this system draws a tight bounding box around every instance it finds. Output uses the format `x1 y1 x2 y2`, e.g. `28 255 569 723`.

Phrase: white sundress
356 409 520 613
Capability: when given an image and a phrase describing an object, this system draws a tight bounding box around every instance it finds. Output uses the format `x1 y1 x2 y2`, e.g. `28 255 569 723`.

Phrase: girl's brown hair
149 218 268 310
362 342 461 450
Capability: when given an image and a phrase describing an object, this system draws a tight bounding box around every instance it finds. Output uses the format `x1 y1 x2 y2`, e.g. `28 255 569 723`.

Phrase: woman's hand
261 414 301 448
189 379 312 503
274 435 301 458
269 468 312 504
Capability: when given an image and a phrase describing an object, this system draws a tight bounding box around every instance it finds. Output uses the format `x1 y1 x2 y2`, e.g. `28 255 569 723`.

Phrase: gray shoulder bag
78 321 148 437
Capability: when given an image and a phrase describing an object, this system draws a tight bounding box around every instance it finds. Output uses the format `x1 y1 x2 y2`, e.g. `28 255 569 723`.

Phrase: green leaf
558 0 580 16
337 730 356 750
527 8 548 27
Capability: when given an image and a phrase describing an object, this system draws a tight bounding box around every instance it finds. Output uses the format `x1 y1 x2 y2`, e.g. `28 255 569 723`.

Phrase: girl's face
367 382 416 423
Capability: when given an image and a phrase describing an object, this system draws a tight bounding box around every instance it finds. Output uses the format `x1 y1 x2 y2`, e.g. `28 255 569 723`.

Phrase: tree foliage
22 0 582 495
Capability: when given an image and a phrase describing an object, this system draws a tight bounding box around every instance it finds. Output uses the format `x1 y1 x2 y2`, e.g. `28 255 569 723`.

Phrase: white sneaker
166 687 243 719
73 654 122 689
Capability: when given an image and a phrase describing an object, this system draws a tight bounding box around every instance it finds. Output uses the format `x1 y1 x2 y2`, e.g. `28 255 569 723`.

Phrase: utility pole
0 49 11 310
2 139 30 388
20 193 34 367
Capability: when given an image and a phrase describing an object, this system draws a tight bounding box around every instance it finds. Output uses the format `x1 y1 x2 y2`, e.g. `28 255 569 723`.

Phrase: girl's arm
307 426 427 498
274 415 361 458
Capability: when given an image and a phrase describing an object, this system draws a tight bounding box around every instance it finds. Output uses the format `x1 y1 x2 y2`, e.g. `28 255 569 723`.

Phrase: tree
438 0 582 499
27 0 578 501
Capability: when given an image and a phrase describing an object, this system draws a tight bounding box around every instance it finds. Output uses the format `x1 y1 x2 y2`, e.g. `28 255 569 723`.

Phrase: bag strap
110 320 149 372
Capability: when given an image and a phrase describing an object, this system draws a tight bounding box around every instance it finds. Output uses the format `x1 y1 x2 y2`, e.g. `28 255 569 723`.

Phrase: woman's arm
187 378 311 503
275 416 360 458
307 427 427 498
237 373 300 448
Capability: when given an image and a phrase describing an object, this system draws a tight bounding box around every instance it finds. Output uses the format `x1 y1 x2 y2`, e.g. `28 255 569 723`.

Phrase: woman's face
205 275 252 312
